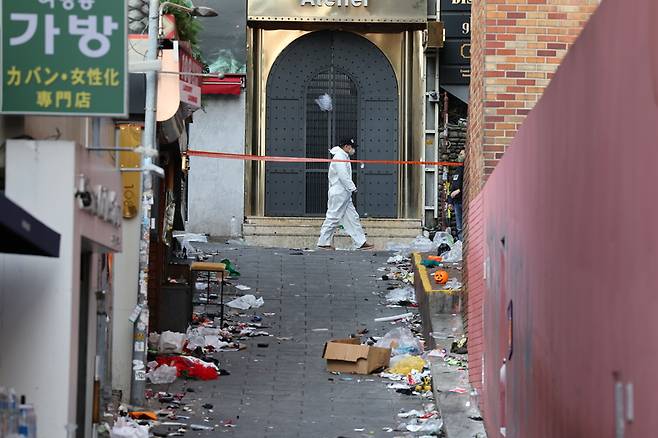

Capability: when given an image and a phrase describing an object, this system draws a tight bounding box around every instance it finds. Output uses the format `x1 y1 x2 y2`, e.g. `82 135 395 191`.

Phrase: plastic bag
147 364 177 384
227 294 264 310
376 327 423 356
315 93 333 111
440 240 463 263
159 331 185 354
433 231 454 247
185 327 206 351
405 418 444 433
110 417 150 438
388 354 427 375
444 278 462 290
385 287 416 305
156 356 219 381
172 232 207 255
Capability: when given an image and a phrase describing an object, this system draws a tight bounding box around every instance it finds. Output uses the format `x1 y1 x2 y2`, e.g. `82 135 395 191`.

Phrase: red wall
472 0 658 436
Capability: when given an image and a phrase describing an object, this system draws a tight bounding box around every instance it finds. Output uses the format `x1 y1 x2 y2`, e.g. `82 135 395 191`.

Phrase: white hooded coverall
317 146 367 247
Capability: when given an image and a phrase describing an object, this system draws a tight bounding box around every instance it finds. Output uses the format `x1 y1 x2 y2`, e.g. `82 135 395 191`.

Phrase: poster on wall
197 0 246 75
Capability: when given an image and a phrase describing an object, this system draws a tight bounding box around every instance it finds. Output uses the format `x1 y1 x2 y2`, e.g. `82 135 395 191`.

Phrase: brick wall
465 0 599 202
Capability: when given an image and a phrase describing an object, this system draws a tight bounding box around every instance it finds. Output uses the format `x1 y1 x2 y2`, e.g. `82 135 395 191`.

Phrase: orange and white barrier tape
186 149 462 167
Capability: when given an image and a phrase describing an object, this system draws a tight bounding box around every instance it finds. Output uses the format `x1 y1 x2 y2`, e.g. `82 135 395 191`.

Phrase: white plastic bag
440 240 463 263
159 331 185 354
173 232 208 255
314 93 333 111
227 294 264 310
385 287 416 304
110 417 150 438
147 364 177 384
433 231 454 247
376 327 423 356
444 278 462 290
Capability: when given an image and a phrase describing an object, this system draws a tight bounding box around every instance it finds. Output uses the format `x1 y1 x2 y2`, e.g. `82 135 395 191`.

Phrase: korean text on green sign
1 0 127 116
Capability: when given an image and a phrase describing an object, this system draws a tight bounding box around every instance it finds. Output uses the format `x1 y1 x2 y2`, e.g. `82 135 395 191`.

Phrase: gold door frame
245 27 424 219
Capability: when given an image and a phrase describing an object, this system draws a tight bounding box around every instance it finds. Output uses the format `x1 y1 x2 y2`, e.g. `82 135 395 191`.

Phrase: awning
0 192 60 257
201 75 244 96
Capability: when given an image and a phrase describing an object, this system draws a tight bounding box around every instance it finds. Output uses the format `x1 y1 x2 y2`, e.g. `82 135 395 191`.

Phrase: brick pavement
147 244 431 438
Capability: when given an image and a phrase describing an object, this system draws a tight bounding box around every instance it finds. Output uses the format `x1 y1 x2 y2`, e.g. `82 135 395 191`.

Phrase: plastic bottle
0 386 8 437
230 216 240 237
18 396 36 438
6 388 19 437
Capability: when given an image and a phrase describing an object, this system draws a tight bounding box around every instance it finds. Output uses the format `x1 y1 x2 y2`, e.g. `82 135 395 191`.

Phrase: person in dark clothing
449 149 465 241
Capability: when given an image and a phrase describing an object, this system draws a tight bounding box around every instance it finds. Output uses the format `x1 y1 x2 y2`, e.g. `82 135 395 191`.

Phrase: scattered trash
323 338 391 374
439 241 463 263
374 313 413 322
376 328 423 356
147 364 178 385
155 356 219 381
227 295 264 310
444 278 462 290
235 284 252 291
128 412 158 421
190 424 214 431
388 355 426 375
110 417 149 438
405 418 444 433
158 331 185 354
219 259 241 277
385 287 416 305
173 232 207 256
449 387 468 394
312 328 329 332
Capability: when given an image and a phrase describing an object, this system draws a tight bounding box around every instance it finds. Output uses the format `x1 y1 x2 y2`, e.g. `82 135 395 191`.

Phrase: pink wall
467 192 485 410
474 0 658 436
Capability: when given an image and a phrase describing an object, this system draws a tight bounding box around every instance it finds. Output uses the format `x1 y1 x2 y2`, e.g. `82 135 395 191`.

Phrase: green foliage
161 0 205 63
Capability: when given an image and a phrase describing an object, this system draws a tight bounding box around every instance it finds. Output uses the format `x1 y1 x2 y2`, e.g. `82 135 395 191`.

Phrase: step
242 217 422 250
242 224 420 238
245 216 422 229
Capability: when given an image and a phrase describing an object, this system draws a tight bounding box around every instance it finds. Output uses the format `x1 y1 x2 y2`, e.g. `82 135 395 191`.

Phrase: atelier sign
300 0 368 5
248 0 426 24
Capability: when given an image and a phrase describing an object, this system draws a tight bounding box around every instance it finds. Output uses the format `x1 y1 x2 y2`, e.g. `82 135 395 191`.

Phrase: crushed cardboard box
322 338 391 374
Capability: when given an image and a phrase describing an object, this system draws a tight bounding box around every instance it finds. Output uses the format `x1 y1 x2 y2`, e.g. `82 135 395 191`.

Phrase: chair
190 262 226 326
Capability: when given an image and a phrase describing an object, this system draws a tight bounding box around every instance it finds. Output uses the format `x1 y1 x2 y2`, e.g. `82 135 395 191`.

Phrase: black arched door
265 31 398 218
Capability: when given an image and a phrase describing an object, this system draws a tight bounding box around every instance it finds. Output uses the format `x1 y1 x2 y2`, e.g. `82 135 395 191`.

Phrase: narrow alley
143 242 455 437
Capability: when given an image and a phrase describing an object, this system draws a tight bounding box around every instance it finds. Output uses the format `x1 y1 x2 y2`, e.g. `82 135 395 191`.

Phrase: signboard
440 0 471 12
439 0 470 85
248 0 427 24
1 0 127 116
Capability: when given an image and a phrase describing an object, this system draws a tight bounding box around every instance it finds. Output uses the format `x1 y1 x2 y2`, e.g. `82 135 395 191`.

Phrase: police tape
186 149 462 167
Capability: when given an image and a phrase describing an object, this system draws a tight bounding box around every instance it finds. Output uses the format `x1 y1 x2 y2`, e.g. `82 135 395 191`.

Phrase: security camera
427 91 440 102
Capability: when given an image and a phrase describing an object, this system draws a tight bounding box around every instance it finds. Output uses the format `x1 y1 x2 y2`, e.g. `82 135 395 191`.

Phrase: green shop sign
1 0 127 116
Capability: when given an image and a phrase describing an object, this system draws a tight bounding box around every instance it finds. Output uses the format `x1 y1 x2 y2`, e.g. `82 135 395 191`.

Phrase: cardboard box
322 338 391 374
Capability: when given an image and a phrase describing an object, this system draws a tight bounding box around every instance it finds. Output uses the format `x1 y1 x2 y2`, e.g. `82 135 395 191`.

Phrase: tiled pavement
148 243 430 438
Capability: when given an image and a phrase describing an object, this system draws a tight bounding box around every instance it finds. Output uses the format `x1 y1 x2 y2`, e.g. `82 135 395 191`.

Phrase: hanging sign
1 0 127 116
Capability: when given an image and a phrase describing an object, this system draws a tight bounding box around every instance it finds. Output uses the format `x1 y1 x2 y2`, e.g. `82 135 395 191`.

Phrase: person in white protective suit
317 138 375 250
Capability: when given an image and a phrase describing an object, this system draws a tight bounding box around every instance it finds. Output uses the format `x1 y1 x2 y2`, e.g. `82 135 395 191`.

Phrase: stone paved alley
146 242 435 437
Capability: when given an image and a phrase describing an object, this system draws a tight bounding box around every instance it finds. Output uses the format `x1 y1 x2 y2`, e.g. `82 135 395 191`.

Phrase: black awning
0 192 61 257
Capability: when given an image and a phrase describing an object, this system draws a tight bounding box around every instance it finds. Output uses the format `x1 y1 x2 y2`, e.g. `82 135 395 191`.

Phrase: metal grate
305 69 358 215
